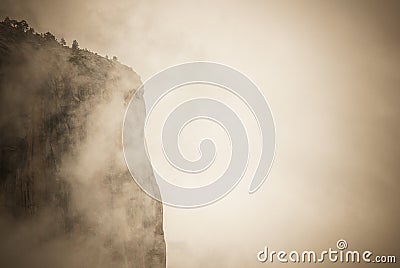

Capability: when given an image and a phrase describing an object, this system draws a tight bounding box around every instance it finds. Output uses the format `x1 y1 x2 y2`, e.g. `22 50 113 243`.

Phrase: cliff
0 18 165 268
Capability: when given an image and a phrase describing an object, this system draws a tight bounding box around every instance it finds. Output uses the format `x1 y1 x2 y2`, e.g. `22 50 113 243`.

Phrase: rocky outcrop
0 19 165 268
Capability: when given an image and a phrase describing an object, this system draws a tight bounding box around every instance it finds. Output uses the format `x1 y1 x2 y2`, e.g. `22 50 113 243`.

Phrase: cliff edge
0 18 165 268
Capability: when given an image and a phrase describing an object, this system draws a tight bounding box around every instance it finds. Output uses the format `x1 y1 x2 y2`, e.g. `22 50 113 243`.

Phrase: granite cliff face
0 18 165 267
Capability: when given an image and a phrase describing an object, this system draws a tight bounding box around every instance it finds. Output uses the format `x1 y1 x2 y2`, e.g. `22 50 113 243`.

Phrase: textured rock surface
0 19 165 268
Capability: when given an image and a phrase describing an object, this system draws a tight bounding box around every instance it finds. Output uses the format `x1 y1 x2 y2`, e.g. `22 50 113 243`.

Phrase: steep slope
0 18 165 268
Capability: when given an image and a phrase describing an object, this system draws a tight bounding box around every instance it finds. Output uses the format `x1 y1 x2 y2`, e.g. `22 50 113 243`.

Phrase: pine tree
72 40 79 50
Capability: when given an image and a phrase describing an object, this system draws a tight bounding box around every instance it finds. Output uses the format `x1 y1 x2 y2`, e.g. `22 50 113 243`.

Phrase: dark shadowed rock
0 18 165 268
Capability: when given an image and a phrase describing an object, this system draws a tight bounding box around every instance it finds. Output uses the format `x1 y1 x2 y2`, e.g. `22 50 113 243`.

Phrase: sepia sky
1 0 399 267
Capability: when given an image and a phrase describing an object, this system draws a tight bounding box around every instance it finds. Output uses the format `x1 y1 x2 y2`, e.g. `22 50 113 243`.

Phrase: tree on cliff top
60 37 66 46
72 40 79 50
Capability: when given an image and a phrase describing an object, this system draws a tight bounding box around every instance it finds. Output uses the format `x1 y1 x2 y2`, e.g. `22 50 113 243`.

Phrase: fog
1 0 399 267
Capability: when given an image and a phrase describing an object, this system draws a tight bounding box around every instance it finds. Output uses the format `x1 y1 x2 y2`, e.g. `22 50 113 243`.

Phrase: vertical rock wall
0 20 165 268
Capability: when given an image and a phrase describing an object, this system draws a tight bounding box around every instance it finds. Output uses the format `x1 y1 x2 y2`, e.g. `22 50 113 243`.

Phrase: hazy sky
1 1 399 267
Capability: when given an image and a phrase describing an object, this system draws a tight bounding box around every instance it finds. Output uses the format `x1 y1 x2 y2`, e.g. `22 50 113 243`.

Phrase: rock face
0 19 165 268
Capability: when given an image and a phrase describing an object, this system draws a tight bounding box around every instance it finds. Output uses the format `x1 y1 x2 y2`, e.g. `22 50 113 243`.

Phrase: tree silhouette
44 32 56 41
17 20 29 32
60 37 66 46
72 40 79 50
2 17 28 31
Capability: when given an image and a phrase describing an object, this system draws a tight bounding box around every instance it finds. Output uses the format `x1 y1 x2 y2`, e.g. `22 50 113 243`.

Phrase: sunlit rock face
0 19 165 268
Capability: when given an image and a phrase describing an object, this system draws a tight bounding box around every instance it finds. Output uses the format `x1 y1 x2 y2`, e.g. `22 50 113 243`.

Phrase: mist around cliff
0 18 165 268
